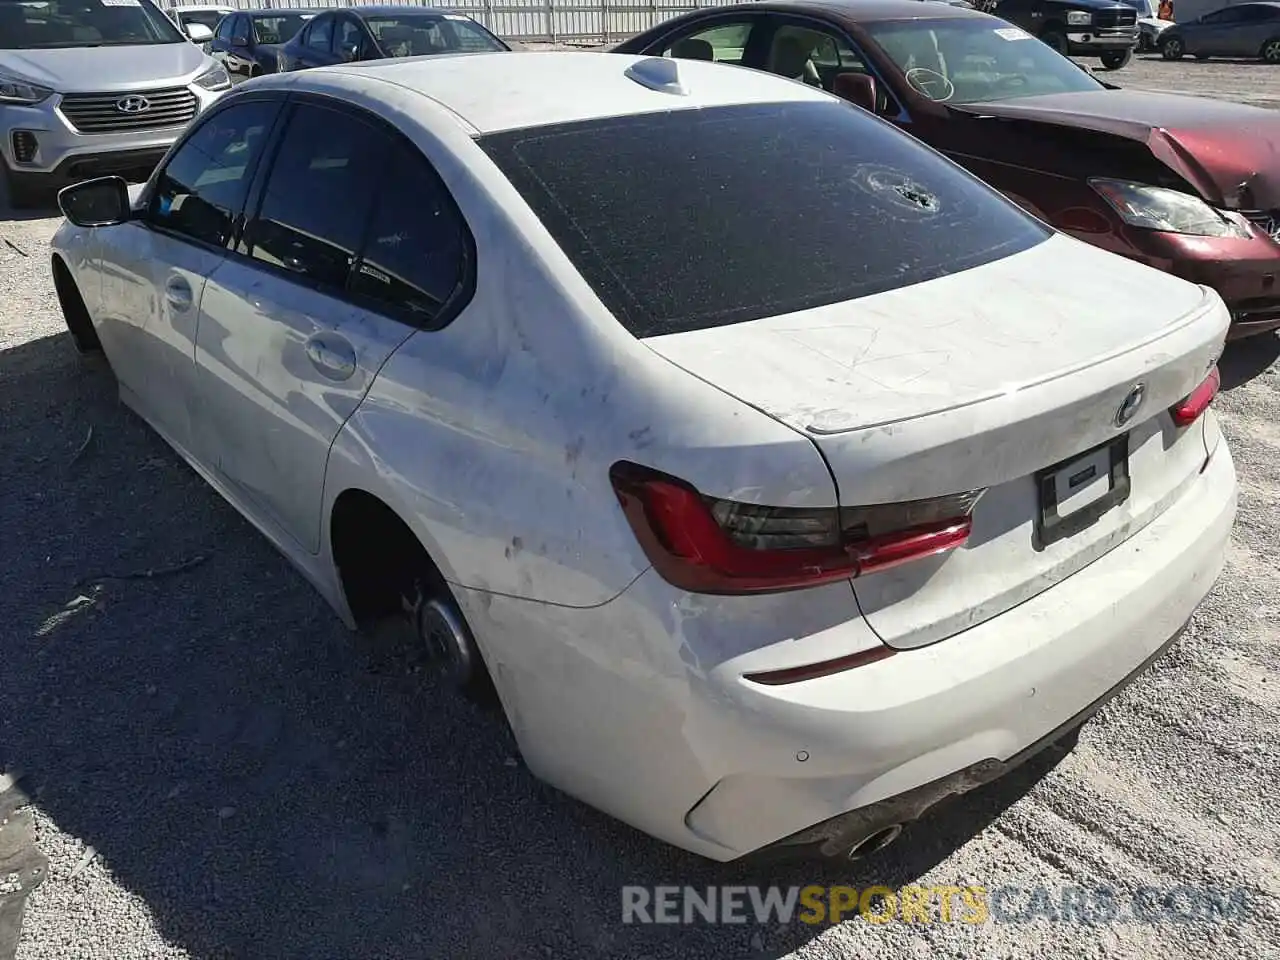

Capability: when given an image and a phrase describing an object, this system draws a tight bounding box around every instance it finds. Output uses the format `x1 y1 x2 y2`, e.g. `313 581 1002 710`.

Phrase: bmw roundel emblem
1115 382 1146 428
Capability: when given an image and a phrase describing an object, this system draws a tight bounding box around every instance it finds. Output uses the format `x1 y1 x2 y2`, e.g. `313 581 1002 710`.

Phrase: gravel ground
2 53 1280 960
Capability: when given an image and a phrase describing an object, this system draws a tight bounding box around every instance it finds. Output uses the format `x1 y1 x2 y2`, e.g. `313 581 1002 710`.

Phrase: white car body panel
49 52 1237 861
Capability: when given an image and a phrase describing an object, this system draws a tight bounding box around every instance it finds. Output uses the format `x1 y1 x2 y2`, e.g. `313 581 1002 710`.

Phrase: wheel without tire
1100 48 1133 70
1261 38 1280 62
1040 29 1069 55
1161 35 1184 59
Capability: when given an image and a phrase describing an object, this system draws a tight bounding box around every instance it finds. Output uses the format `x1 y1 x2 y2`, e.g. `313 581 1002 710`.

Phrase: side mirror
340 41 361 62
186 23 214 44
833 72 878 112
58 177 132 228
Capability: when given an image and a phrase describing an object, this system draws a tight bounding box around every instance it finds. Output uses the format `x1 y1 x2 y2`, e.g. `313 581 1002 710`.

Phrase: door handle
165 276 193 310
305 333 357 382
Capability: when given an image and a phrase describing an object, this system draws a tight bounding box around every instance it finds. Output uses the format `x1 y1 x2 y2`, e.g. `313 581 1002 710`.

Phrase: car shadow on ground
0 331 1070 959
1220 333 1280 391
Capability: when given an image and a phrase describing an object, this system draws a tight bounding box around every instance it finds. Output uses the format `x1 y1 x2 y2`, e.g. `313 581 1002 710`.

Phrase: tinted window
365 14 505 56
306 15 333 49
335 15 365 54
148 100 280 248
0 0 184 49
243 104 387 289
479 102 1048 337
350 144 467 323
214 13 234 40
253 13 310 43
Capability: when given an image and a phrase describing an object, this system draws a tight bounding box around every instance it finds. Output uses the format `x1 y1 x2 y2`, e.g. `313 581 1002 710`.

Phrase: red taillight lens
609 462 982 595
1170 365 1220 428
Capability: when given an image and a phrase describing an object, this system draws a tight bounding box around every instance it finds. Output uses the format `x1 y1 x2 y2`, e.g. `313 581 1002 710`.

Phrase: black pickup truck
989 0 1140 68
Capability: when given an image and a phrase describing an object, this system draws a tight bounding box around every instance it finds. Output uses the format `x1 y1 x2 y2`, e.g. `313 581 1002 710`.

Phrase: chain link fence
163 0 737 43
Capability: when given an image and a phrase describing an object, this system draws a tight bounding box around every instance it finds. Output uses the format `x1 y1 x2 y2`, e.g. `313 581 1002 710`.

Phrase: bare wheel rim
1265 40 1280 61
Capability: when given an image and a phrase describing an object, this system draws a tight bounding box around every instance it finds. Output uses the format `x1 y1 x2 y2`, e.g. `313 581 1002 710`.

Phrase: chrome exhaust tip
846 824 903 860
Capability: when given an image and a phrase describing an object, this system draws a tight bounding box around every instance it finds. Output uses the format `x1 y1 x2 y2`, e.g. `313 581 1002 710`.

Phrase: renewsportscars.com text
621 884 1253 926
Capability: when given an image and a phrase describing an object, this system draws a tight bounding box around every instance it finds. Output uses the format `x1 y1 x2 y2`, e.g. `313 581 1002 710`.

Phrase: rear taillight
1170 365 1220 427
609 461 984 595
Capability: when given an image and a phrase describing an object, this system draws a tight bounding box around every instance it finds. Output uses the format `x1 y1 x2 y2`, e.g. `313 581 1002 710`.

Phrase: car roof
242 7 317 15
682 0 989 22
314 51 835 134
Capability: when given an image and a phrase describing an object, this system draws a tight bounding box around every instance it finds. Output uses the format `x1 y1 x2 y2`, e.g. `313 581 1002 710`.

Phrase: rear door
191 98 469 553
1225 3 1279 55
1184 6 1241 55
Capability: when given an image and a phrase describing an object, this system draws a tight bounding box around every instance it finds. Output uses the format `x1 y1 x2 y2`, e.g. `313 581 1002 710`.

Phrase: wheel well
330 489 447 627
51 254 101 352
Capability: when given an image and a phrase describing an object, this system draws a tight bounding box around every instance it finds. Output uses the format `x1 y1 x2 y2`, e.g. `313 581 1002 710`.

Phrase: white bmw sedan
49 51 1235 862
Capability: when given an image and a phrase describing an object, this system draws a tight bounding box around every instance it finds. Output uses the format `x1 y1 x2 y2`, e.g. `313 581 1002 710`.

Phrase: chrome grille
1094 9 1138 27
59 87 198 134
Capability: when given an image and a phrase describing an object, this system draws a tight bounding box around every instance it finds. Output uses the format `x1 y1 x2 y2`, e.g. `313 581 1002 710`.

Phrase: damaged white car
49 52 1235 862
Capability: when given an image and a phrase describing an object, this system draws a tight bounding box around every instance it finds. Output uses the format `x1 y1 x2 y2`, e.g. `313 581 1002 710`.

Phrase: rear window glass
478 101 1049 338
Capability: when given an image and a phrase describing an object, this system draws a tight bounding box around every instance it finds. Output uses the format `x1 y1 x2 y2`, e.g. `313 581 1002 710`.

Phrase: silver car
1159 0 1280 60
1 0 231 208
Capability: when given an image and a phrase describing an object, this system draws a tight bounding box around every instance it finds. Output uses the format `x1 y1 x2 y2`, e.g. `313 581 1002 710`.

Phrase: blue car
277 5 508 72
209 9 318 79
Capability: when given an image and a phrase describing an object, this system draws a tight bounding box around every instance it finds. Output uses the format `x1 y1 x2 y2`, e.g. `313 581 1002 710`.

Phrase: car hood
0 43 207 92
950 89 1280 209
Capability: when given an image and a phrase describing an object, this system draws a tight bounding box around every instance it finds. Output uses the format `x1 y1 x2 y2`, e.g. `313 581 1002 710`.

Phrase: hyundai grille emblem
1115 383 1146 428
115 95 152 115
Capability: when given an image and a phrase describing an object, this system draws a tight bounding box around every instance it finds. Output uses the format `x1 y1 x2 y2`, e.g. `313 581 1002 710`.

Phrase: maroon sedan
616 0 1280 339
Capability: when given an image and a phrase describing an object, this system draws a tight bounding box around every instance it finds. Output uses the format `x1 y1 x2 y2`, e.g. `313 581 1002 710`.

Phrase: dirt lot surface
1 52 1279 960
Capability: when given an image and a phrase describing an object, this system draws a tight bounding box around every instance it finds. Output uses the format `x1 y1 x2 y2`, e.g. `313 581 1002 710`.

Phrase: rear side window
242 103 387 289
349 143 467 324
479 101 1049 337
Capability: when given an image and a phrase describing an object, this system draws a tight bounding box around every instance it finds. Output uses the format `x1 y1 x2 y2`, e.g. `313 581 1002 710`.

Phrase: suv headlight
1066 10 1094 24
0 73 54 105
192 62 232 92
1089 178 1250 238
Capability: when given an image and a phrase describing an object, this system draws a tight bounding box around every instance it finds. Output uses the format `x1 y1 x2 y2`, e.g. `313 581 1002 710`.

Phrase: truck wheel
1161 35 1185 59
1040 29 1069 55
1100 48 1133 70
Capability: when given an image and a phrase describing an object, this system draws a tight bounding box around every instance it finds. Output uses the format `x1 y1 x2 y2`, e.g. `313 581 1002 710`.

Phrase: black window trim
231 91 478 332
136 89 287 258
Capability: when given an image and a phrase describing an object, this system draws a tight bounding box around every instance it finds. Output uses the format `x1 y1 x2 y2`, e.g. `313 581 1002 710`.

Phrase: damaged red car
616 0 1280 339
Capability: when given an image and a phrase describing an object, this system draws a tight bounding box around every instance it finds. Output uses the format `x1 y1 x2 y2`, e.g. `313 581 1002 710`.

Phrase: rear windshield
479 101 1049 338
0 0 184 48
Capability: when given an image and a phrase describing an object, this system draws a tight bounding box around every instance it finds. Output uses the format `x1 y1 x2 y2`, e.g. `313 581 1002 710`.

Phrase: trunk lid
644 234 1227 648
948 89 1280 209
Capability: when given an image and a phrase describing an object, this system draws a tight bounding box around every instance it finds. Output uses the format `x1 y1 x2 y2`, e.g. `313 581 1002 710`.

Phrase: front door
95 98 281 451
191 99 467 553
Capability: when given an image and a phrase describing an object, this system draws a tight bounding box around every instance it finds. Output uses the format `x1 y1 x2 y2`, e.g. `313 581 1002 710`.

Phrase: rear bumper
457 436 1236 861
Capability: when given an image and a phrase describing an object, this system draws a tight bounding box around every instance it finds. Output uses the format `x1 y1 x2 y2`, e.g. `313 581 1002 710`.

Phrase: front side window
214 13 234 41
349 143 468 324
242 103 387 290
661 21 755 64
0 0 185 49
479 101 1049 338
365 14 506 56
147 99 280 248
866 18 1104 104
766 24 863 88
